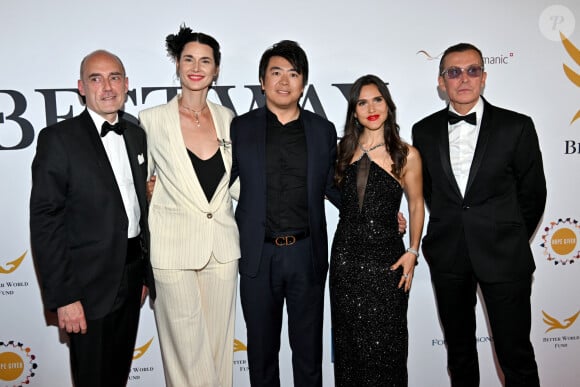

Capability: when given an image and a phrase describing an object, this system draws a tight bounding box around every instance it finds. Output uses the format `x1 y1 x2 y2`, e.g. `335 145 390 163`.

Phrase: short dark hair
439 43 483 75
165 24 221 66
259 40 308 87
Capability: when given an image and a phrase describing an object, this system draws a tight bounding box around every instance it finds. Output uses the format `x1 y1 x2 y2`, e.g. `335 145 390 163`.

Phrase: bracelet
406 247 419 257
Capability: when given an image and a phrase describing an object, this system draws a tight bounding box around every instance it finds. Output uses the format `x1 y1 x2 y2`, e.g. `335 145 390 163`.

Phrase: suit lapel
207 101 233 209
465 100 492 195
302 111 316 206
165 96 209 207
122 122 147 212
212 102 231 173
79 110 124 202
255 108 268 203
436 110 463 198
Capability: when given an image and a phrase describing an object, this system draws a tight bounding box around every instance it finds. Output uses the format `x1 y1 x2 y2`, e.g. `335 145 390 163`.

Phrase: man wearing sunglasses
412 43 545 387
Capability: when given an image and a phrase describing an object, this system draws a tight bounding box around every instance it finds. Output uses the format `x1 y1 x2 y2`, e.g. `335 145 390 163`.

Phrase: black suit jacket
230 107 340 282
412 98 546 282
30 110 155 320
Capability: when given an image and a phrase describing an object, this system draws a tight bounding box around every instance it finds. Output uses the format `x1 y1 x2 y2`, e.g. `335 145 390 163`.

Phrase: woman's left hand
390 252 418 292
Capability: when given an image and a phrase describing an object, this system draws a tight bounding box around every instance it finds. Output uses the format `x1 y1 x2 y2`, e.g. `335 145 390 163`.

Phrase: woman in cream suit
139 26 239 387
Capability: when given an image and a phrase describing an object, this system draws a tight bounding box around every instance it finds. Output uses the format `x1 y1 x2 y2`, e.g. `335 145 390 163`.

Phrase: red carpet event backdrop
1 1 579 385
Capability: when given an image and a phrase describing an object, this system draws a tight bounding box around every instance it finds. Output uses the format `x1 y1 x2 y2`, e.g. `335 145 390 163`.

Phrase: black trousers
240 237 325 387
68 258 143 387
431 266 540 387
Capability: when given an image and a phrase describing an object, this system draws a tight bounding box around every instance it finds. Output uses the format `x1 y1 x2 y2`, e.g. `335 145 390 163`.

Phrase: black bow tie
100 121 124 137
448 111 476 126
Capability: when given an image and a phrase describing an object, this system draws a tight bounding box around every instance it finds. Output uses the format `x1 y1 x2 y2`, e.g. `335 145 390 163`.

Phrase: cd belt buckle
275 235 297 246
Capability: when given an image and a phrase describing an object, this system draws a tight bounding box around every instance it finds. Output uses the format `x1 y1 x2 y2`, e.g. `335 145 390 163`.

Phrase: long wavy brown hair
335 74 408 187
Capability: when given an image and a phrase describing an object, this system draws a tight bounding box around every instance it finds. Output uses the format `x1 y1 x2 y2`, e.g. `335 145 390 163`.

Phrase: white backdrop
1 1 579 386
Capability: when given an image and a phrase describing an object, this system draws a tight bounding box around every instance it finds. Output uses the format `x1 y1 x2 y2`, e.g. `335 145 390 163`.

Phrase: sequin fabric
330 154 408 386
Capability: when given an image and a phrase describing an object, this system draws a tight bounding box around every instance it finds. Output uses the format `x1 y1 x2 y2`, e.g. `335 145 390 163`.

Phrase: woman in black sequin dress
330 75 424 386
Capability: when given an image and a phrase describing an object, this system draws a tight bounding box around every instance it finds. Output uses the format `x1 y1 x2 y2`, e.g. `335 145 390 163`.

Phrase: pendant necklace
359 142 385 153
181 104 208 127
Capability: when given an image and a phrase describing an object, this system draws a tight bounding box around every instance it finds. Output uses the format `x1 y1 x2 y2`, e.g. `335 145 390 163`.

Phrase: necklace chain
181 104 208 127
359 142 385 153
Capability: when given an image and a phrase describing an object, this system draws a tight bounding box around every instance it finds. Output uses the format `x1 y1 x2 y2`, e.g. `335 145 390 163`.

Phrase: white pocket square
137 154 145 165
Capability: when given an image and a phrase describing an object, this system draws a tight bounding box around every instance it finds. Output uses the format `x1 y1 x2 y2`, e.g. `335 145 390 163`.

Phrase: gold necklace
181 104 208 127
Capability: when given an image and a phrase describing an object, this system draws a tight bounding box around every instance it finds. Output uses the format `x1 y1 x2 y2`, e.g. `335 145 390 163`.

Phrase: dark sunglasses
440 65 484 79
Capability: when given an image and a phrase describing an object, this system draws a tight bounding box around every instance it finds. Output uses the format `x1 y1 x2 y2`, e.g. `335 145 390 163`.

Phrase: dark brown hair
335 74 408 187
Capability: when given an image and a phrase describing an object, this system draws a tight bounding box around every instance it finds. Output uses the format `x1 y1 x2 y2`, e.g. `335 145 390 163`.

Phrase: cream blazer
139 96 240 269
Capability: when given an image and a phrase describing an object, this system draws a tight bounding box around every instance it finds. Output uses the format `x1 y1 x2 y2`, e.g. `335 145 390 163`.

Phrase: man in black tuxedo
412 43 546 387
30 50 155 387
230 40 340 387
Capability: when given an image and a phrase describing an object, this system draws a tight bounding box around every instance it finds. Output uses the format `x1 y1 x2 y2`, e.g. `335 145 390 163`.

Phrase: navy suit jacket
30 110 155 320
230 107 340 282
412 98 546 282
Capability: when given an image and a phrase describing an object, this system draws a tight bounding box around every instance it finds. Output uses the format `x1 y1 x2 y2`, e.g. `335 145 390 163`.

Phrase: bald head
77 50 129 122
80 50 126 79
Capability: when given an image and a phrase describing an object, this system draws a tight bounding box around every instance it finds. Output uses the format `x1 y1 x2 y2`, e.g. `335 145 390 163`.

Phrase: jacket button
207 213 213 219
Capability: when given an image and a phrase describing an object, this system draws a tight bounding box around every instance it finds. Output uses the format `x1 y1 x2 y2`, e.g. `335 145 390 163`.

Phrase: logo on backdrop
539 5 579 155
0 83 356 151
133 337 154 360
539 218 580 266
416 50 442 60
0 251 30 297
0 251 26 274
0 341 37 385
541 309 580 350
416 50 514 66
560 33 580 125
129 338 155 382
233 339 249 373
543 310 580 332
234 338 247 353
431 336 493 347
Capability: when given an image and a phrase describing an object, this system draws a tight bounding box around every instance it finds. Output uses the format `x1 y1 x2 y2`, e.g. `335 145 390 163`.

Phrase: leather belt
265 231 310 247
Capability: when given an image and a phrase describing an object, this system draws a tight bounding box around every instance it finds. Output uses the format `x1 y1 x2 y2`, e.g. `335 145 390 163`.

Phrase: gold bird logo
133 337 154 360
560 32 580 124
0 251 26 274
542 310 580 333
233 339 247 352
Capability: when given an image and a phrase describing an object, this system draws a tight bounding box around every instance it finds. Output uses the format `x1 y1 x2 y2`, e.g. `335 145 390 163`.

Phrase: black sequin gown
330 153 408 387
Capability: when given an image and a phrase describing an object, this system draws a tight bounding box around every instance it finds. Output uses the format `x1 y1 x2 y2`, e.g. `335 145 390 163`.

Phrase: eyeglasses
440 65 484 79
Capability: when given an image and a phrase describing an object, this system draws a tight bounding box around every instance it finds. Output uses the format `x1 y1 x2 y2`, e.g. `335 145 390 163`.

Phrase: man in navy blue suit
230 40 340 387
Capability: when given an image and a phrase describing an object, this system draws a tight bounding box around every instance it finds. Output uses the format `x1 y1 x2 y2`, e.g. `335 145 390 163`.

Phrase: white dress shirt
448 97 484 197
87 109 141 238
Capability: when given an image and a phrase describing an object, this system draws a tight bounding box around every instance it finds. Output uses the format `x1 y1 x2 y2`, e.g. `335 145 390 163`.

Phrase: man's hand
146 176 156 202
57 301 87 334
398 212 407 234
141 285 149 306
